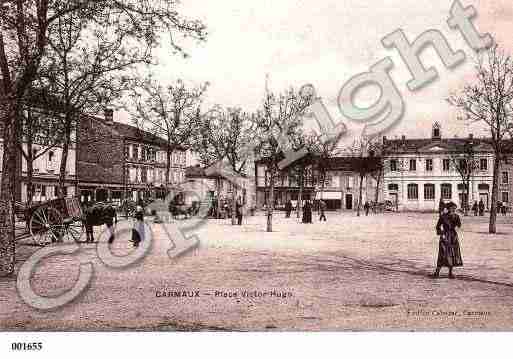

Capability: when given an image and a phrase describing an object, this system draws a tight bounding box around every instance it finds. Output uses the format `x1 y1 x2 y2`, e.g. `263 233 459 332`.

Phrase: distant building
382 122 512 211
0 100 77 203
77 109 187 203
254 155 381 211
185 163 255 209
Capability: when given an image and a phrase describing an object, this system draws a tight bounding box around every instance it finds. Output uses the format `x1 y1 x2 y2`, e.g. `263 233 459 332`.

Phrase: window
48 151 54 162
124 145 129 159
409 159 416 171
390 159 398 172
480 158 488 171
441 183 452 200
502 172 509 184
388 184 398 191
442 159 450 171
502 192 509 203
458 159 467 172
433 128 440 138
142 147 146 162
424 184 435 200
407 184 418 200
425 159 433 171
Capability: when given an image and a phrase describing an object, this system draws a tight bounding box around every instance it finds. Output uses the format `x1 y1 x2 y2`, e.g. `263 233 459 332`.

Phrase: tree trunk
463 179 469 216
0 100 18 276
231 181 237 225
57 117 72 198
26 156 34 207
297 167 303 219
357 175 364 216
374 171 381 205
165 148 172 195
489 155 500 234
267 172 274 232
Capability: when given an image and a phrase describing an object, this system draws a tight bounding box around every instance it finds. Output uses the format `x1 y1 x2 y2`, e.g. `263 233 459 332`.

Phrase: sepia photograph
0 0 513 357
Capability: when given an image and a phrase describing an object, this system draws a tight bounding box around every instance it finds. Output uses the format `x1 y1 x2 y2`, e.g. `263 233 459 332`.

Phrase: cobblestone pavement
1 212 513 331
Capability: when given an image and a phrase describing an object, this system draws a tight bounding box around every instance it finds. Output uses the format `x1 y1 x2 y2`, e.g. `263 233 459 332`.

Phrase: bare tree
448 45 513 233
0 0 206 276
128 78 208 195
449 139 480 216
196 107 253 224
347 136 380 216
307 132 344 208
253 87 311 232
19 93 66 206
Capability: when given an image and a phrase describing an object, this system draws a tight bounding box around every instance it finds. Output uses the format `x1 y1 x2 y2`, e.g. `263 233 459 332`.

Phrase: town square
2 0 513 357
1 209 512 331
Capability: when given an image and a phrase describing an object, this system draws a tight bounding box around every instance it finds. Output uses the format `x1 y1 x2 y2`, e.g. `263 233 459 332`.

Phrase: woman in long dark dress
302 200 312 224
433 203 463 278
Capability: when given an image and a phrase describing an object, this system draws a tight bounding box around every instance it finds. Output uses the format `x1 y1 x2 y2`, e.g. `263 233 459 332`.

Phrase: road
1 212 513 330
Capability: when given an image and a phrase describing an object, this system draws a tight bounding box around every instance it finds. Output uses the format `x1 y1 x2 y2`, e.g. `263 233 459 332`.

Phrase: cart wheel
65 220 85 243
29 207 64 246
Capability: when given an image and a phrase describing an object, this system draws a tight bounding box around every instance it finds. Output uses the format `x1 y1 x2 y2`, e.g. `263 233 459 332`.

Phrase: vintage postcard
1 0 513 354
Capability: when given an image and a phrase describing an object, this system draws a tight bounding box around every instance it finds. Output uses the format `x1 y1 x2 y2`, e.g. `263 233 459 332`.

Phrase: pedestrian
131 206 145 248
364 201 370 216
432 203 463 279
479 199 485 216
285 200 292 218
105 204 118 244
302 200 312 224
319 199 327 222
497 201 503 216
472 201 478 216
236 196 243 225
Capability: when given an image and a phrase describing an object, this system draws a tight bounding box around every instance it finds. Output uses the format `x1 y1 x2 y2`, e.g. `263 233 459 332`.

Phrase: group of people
284 199 328 223
470 200 487 216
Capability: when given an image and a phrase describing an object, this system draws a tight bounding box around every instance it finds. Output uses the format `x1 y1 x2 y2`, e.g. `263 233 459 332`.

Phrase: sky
116 0 513 144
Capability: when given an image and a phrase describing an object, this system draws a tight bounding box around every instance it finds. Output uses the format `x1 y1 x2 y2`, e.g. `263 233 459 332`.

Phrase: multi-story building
0 105 77 203
254 156 381 211
77 109 188 203
185 164 255 209
382 122 508 211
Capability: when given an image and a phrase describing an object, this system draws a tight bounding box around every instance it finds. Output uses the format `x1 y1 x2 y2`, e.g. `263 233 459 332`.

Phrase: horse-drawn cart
17 197 85 246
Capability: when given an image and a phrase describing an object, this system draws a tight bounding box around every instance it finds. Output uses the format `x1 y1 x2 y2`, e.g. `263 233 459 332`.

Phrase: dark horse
83 202 118 243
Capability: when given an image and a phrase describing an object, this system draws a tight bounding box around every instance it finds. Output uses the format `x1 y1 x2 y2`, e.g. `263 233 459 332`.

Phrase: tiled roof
255 154 381 172
383 137 497 154
112 122 187 150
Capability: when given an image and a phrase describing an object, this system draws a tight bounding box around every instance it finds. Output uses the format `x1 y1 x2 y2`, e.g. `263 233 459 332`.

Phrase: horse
82 202 118 243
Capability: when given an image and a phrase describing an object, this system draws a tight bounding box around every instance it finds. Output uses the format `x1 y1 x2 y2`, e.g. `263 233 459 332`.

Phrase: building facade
77 110 188 204
254 156 381 211
0 106 78 203
382 123 512 211
185 164 255 209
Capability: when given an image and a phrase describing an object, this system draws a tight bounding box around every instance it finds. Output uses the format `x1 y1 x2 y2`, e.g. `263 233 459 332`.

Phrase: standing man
472 201 478 216
479 199 485 216
236 196 243 225
364 201 370 216
285 200 292 218
106 204 118 244
319 199 327 222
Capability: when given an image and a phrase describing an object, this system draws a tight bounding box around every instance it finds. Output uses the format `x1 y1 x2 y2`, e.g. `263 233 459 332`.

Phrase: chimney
382 135 387 143
401 135 406 141
469 133 473 139
104 108 114 124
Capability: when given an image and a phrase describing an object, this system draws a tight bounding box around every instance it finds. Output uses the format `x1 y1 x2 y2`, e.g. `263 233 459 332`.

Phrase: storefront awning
315 191 342 200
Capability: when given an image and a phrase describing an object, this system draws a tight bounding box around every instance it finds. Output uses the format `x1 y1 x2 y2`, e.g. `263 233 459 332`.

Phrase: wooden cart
22 197 85 246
